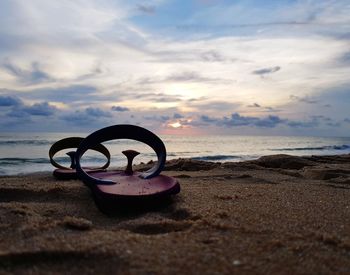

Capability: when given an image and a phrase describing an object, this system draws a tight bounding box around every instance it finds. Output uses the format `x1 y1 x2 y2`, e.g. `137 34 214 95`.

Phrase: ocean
0 132 350 176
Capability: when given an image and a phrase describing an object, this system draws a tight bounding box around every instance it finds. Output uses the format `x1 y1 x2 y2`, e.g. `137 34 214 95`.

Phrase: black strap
75 125 166 185
49 137 110 170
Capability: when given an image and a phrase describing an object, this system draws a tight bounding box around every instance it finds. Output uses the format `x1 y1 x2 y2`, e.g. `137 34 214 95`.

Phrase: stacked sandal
49 125 180 213
49 137 111 180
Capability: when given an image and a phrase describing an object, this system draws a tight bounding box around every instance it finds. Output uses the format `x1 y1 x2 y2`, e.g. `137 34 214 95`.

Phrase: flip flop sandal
49 137 110 180
75 124 180 212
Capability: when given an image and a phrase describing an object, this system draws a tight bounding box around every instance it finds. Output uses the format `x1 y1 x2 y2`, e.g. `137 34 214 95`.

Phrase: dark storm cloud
61 107 112 125
286 115 340 128
0 95 22 107
223 113 285 128
85 107 112 118
310 115 331 122
111 106 130 112
200 113 285 128
252 66 281 76
200 115 219 123
0 94 57 119
173 113 184 119
290 94 319 104
5 101 57 118
22 102 57 116
326 121 341 127
197 112 340 129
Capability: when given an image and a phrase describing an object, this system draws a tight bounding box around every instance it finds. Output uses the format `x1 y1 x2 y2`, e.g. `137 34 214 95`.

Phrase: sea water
0 133 350 175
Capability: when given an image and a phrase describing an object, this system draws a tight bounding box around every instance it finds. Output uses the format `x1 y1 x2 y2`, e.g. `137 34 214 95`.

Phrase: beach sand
0 154 350 274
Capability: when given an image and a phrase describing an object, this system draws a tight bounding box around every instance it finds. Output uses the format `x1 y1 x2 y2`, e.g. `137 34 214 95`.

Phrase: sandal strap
75 125 166 186
49 137 110 170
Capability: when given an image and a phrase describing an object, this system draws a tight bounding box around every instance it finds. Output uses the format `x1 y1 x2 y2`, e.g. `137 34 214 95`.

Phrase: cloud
143 115 171 122
173 113 184 119
252 66 281 76
129 92 182 103
197 112 341 129
286 115 339 128
136 4 156 15
223 113 285 128
344 118 350 123
325 121 341 127
247 103 281 112
5 101 57 119
200 113 285 128
338 51 350 64
290 95 319 104
248 103 261 108
0 0 349 135
22 102 57 116
19 85 99 105
165 71 221 83
188 100 240 112
179 0 350 38
2 61 51 84
136 71 224 85
61 107 112 125
200 115 218 123
85 107 112 118
287 120 319 128
187 96 208 102
0 95 22 107
111 106 130 112
0 0 121 37
200 50 226 62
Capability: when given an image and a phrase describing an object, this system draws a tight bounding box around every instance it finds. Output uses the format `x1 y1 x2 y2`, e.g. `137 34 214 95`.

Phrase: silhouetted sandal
49 137 110 180
75 125 180 212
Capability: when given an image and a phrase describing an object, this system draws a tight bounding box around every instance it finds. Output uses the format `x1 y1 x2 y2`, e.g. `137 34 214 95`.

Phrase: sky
0 0 349 136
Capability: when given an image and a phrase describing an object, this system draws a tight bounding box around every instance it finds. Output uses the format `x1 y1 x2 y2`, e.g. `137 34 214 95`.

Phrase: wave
0 155 109 166
192 155 240 161
0 140 52 146
0 158 49 165
272 144 350 152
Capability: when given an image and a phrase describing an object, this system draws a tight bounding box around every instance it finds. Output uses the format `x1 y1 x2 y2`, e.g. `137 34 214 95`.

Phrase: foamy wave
0 157 49 165
0 156 109 166
272 144 350 151
0 140 52 146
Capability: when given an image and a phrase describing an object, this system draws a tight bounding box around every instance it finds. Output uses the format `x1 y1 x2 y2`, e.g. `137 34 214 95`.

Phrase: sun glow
169 121 182 128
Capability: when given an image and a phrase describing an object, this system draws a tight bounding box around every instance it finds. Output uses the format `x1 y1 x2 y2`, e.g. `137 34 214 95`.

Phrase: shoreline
1 154 350 274
2 152 350 177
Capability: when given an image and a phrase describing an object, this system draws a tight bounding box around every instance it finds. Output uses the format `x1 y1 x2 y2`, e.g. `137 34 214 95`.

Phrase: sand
0 154 350 274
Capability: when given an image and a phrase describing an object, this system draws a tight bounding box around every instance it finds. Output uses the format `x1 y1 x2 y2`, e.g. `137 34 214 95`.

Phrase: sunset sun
169 121 182 128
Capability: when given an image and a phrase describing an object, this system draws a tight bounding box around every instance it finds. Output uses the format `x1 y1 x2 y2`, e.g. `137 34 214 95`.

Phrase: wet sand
0 154 350 274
